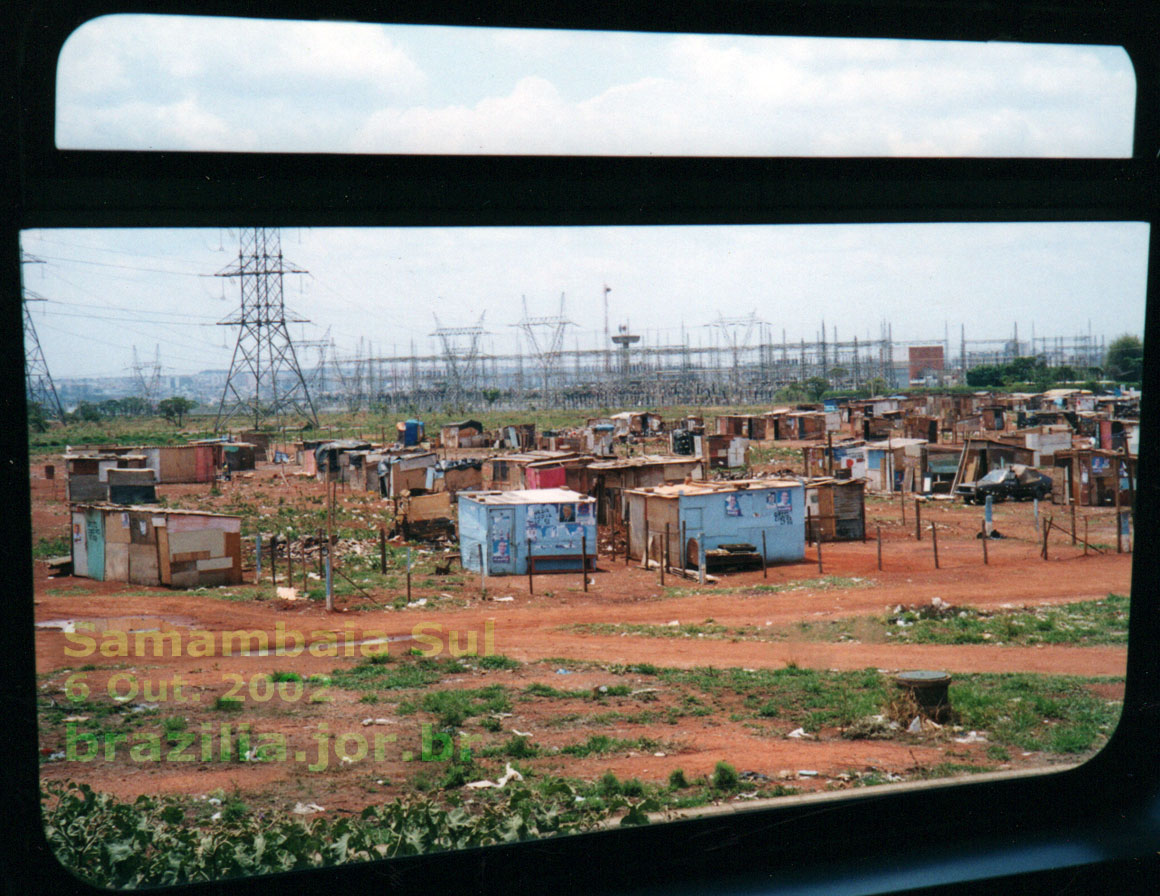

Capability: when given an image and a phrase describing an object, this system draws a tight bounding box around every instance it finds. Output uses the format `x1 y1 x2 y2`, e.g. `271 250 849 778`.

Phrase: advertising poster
724 494 742 517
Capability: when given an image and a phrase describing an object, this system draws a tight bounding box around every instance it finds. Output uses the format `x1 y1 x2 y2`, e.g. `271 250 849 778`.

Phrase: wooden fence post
582 533 589 592
876 525 882 571
931 523 939 569
981 520 988 565
915 500 922 541
761 531 768 578
527 538 534 594
379 527 387 574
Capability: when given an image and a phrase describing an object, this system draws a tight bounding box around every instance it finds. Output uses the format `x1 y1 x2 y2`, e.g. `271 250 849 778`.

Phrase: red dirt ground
30 458 1132 815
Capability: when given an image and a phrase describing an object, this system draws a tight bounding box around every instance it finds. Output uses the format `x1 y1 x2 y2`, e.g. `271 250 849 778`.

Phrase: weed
213 696 243 712
712 761 739 791
668 769 689 789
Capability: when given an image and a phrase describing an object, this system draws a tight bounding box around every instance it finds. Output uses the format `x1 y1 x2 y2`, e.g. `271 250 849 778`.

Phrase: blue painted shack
624 479 804 568
458 488 597 575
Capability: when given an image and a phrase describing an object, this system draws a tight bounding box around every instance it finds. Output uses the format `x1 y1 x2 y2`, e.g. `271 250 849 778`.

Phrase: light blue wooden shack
458 488 597 575
624 479 805 567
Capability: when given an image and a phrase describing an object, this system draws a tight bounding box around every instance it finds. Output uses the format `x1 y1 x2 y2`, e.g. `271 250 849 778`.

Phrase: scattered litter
665 620 680 627
739 771 770 782
907 717 923 734
406 598 428 608
292 802 325 814
787 728 812 739
654 752 666 758
492 596 515 603
210 812 222 822
797 770 818 778
361 718 393 726
47 751 65 761
208 798 222 806
276 587 300 601
737 791 759 799
465 762 524 790
953 731 988 744
555 668 573 675
930 597 947 610
512 729 532 737
62 716 89 723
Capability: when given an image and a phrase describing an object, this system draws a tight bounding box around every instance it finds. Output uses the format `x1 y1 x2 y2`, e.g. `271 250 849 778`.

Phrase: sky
19 15 1149 378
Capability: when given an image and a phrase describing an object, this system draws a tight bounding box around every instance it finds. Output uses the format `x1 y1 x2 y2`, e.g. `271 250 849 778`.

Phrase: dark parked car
956 465 1052 504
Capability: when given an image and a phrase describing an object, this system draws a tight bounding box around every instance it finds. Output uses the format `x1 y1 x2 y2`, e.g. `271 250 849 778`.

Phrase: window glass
28 222 1142 885
56 15 1136 156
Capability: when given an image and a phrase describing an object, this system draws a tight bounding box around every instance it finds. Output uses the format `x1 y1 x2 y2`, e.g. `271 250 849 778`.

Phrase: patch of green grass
880 594 1129 647
950 673 1122 754
329 656 465 692
523 682 589 700
665 576 873 599
268 671 302 683
421 686 511 729
33 534 71 560
476 655 522 671
213 696 243 712
560 734 661 757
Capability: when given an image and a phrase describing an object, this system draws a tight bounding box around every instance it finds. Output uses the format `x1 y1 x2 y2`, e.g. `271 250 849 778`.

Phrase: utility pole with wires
213 228 318 431
20 251 65 421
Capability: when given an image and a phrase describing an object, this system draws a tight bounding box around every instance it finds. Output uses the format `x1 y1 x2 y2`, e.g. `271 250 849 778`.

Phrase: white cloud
56 17 1134 157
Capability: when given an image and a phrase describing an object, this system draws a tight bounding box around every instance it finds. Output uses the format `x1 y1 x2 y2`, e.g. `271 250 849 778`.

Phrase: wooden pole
325 481 334 611
661 523 668 586
270 536 277 586
527 538 534 595
316 528 323 576
981 520 988 565
624 519 629 567
301 541 307 591
582 533 589 592
915 499 922 541
876 525 882 571
406 546 412 602
1115 478 1123 554
681 521 687 572
1084 518 1089 556
816 533 823 574
900 491 906 525
806 506 813 546
1042 516 1050 560
1071 504 1077 545
931 522 939 569
379 527 387 574
478 543 485 595
287 538 293 589
761 531 768 578
254 535 262 584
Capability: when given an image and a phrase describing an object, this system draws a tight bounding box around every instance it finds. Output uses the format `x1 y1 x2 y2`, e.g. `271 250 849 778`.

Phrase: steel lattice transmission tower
432 311 488 403
130 345 163 410
514 295 573 400
214 228 318 430
711 311 764 391
20 251 65 421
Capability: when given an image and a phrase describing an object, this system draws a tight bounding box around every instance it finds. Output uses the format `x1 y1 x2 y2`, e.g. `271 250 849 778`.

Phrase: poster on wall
491 533 511 565
527 502 593 543
724 494 742 517
765 489 792 509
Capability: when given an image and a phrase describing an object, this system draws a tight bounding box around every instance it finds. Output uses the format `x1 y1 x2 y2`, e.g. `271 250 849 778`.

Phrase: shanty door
70 511 88 577
84 508 105 581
